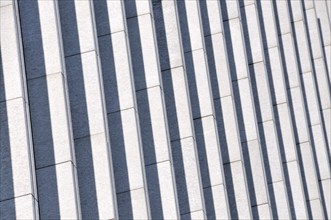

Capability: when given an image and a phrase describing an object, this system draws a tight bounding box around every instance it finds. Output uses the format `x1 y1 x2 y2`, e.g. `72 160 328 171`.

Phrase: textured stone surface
172 137 204 215
0 5 24 101
195 116 224 187
163 67 193 140
224 161 252 219
37 162 80 219
108 108 144 193
98 32 135 113
0 195 38 220
1 0 330 218
127 13 160 91
206 33 232 98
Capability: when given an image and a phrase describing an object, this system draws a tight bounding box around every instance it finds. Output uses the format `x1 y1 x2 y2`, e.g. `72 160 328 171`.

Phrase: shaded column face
1 0 330 219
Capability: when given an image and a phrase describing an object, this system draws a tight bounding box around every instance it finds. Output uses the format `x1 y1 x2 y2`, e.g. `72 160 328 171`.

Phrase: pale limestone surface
1 0 330 219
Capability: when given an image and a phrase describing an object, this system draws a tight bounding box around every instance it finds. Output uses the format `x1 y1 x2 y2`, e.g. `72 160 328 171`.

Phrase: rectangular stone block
127 13 161 90
260 0 278 48
28 74 72 169
177 0 203 52
321 178 331 219
314 57 330 110
227 18 249 80
302 72 320 126
0 195 38 220
322 109 331 147
259 121 283 183
284 160 308 219
242 140 269 206
269 181 291 219
309 199 324 220
185 49 214 119
250 62 273 122
146 161 178 220
154 0 183 70
275 0 291 35
38 1 63 76
94 0 125 36
280 33 300 89
288 86 309 144
125 0 150 18
294 20 311 74
0 98 36 200
137 86 171 165
289 0 304 22
221 0 239 21
204 184 229 219
201 0 222 36
311 124 330 180
37 162 80 219
18 0 48 80
314 0 331 47
240 0 255 7
74 133 116 219
66 51 106 139
224 161 252 219
267 46 287 105
214 97 242 163
298 142 320 200
98 32 135 113
327 0 331 17
59 0 95 56
171 137 204 214
162 67 193 141
108 108 144 193
0 0 12 7
325 45 331 82
194 116 224 187
206 33 232 98
0 4 24 101
305 8 323 59
274 103 297 162
241 4 263 64
252 203 271 219
117 188 149 219
181 210 205 220
233 78 258 142
303 0 314 10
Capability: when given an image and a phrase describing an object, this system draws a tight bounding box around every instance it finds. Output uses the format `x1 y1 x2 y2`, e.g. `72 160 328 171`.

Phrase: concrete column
200 0 253 219
0 1 38 218
313 0 331 84
58 0 117 219
18 0 83 218
176 0 233 218
220 0 272 218
240 0 292 218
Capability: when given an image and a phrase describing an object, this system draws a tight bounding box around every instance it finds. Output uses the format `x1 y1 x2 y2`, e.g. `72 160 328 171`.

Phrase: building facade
0 0 330 219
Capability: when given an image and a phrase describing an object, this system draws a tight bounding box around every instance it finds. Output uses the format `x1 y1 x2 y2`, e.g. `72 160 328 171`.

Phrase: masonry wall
0 0 330 219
